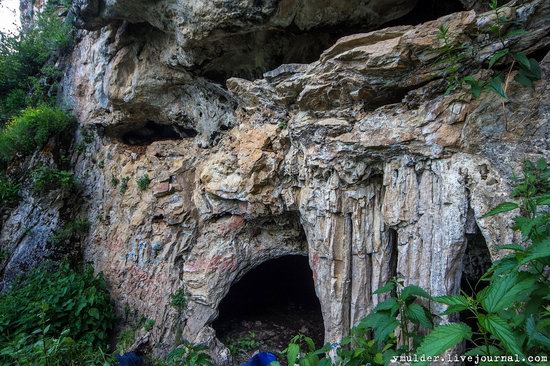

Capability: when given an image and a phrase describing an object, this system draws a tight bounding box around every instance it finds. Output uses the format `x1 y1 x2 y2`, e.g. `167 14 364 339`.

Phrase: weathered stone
2 1 550 365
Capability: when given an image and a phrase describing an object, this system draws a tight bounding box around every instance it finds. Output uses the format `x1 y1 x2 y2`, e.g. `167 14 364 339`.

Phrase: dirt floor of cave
216 303 325 365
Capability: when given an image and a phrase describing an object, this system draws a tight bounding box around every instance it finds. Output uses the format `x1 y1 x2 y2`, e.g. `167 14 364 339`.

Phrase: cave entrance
213 255 324 364
460 223 492 357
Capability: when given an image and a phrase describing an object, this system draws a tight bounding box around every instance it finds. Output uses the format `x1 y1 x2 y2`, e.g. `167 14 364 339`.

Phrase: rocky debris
2 0 550 364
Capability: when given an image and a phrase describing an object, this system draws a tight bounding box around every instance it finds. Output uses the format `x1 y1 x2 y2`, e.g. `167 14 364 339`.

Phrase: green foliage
0 106 73 168
137 174 151 191
155 341 213 366
0 2 73 121
0 263 116 365
272 335 330 366
414 324 472 366
144 319 156 332
170 288 187 311
227 332 260 357
119 176 130 194
0 174 19 206
437 1 542 99
335 279 434 365
436 24 468 94
32 165 75 193
115 328 136 355
50 219 90 246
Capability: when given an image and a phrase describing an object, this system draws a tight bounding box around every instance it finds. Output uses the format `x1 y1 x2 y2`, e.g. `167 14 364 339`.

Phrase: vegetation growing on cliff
0 263 115 365
0 1 72 122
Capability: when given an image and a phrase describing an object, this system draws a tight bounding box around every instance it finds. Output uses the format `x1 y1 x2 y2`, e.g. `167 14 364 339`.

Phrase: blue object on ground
242 352 278 366
116 352 144 366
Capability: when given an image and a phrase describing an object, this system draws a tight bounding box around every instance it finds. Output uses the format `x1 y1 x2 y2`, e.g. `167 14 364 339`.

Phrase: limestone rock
2 0 550 364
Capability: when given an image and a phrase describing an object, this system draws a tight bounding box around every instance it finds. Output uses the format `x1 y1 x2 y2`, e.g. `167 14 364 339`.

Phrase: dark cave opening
200 0 466 83
385 0 466 27
105 121 198 146
212 255 324 364
460 225 491 298
459 224 492 360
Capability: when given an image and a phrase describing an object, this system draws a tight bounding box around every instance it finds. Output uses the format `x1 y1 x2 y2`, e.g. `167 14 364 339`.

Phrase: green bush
0 3 73 121
154 341 213 366
170 288 187 311
32 165 75 193
50 218 90 246
228 332 260 357
0 263 116 365
119 176 130 194
137 174 151 191
0 105 73 167
0 174 19 206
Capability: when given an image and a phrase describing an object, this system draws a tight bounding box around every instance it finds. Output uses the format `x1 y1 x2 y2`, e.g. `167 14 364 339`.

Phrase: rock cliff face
2 0 550 363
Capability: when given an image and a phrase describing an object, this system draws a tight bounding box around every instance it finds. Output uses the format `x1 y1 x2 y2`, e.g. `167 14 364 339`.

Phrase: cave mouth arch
212 255 324 363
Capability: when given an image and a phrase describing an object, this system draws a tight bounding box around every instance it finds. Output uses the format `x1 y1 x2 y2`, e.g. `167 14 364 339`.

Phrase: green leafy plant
159 341 213 366
227 332 260 357
31 165 75 193
137 174 151 191
0 2 73 121
0 106 73 168
435 0 542 100
144 319 156 332
0 262 115 365
463 1 542 99
119 176 130 194
436 24 469 94
272 335 331 366
332 279 434 366
50 218 90 246
170 288 187 312
0 174 19 207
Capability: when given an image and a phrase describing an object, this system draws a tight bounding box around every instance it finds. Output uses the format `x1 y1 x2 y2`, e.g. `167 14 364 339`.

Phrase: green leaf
464 345 503 356
479 314 524 357
433 294 469 307
520 237 550 264
415 323 472 361
488 49 509 68
374 318 399 344
495 244 525 252
529 59 542 80
463 76 482 98
434 295 470 315
513 52 531 70
515 72 534 88
88 307 100 320
401 285 431 301
481 202 518 218
374 281 395 295
514 216 539 238
505 29 528 38
526 315 550 348
287 343 300 366
406 303 433 329
488 76 507 99
480 273 536 313
535 194 550 205
374 298 399 314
